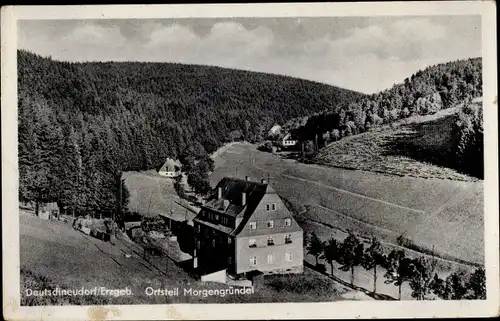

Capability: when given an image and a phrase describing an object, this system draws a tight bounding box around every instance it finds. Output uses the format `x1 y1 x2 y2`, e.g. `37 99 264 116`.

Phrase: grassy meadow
123 171 197 220
211 142 484 267
314 107 478 182
20 210 349 305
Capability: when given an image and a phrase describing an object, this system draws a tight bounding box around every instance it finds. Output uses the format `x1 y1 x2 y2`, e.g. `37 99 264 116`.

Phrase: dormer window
285 218 291 226
267 220 274 228
249 222 256 230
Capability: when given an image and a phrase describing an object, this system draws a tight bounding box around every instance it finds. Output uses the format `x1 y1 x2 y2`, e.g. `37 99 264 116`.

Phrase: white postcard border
2 2 498 320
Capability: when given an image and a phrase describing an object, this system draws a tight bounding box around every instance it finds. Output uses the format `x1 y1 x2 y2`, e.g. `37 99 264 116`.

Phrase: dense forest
289 58 483 178
17 50 363 216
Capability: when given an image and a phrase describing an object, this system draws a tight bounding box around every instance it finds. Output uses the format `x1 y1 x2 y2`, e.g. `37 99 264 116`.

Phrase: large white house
158 158 182 177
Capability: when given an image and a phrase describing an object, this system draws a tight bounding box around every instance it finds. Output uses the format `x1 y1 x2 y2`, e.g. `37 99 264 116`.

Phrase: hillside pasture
19 210 348 305
313 107 478 182
314 107 478 182
123 171 197 220
211 142 484 266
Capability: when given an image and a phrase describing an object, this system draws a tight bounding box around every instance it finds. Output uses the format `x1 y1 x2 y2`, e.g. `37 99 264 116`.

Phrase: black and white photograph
2 2 498 320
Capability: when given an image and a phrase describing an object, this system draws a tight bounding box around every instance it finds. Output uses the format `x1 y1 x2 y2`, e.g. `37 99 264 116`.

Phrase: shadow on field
381 115 459 173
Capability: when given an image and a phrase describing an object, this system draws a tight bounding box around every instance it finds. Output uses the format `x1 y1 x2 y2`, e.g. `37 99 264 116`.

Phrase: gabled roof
194 177 302 237
159 158 182 173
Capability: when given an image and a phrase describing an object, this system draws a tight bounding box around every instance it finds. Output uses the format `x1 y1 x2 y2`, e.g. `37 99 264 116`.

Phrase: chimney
217 187 222 199
242 192 247 206
261 178 267 184
245 176 250 181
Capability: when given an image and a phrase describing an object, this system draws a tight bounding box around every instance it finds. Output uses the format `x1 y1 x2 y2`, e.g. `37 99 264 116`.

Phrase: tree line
17 50 363 217
306 231 486 300
287 58 483 178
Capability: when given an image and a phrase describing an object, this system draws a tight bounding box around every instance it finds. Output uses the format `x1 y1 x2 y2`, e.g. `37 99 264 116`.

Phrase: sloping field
314 107 479 182
211 142 484 266
123 171 197 221
19 210 348 304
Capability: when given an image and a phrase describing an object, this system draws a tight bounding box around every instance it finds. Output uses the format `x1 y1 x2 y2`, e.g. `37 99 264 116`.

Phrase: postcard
2 1 498 320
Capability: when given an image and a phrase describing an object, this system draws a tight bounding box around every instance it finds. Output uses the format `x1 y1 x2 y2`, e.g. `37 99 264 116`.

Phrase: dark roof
283 132 299 141
202 177 269 218
194 177 302 237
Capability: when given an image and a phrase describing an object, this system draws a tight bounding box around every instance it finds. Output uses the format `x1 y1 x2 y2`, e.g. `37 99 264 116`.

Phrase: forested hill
17 50 363 215
295 58 482 140
293 57 483 179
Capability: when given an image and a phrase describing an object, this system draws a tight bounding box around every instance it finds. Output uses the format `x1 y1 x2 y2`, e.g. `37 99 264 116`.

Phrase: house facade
158 158 182 177
193 177 303 277
39 202 59 220
281 133 298 147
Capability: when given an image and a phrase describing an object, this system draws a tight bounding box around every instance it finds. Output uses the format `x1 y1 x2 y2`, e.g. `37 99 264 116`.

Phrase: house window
267 236 274 246
196 225 200 233
212 239 216 247
228 237 232 244
267 220 274 228
250 256 257 266
285 218 291 226
249 239 256 248
249 222 256 230
266 204 270 211
271 203 276 211
197 241 200 249
267 253 275 264
285 252 293 262
215 214 219 220
228 257 232 264
285 234 292 244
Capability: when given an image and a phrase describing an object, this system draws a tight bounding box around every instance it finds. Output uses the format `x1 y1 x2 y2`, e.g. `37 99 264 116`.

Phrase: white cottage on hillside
158 158 182 177
281 133 298 147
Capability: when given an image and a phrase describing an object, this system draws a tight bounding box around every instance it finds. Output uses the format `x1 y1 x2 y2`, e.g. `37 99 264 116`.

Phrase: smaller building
39 202 59 220
158 158 182 177
281 133 299 147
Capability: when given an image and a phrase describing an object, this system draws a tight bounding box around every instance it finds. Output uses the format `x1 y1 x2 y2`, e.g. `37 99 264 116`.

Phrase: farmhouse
39 202 59 220
281 132 299 147
193 176 303 278
158 158 182 177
